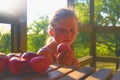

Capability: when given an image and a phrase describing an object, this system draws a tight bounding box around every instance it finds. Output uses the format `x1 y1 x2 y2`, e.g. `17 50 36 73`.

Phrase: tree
0 33 11 53
74 0 120 26
74 0 90 24
28 16 49 35
93 0 120 26
27 34 46 52
27 16 49 52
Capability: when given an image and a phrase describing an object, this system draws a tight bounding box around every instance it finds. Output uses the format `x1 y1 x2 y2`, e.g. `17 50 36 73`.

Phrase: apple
57 43 72 60
57 43 72 65
21 52 38 73
0 53 10 73
7 53 21 58
57 43 71 53
21 52 37 62
9 56 28 75
30 56 50 73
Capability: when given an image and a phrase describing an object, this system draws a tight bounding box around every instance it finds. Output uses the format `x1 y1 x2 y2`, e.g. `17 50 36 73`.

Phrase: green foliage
101 0 120 26
0 33 11 54
96 32 120 56
27 16 49 52
28 16 49 35
27 34 47 52
74 2 90 23
74 0 120 26
74 32 90 58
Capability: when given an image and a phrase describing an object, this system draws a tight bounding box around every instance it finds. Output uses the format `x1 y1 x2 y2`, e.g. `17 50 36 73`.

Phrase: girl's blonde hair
49 7 78 28
46 7 78 45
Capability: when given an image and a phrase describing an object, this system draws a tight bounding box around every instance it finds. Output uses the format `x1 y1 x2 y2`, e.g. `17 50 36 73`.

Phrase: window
0 23 11 53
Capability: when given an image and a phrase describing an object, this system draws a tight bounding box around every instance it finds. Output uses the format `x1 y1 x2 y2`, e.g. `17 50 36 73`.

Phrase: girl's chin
65 40 73 44
56 40 73 45
61 42 72 45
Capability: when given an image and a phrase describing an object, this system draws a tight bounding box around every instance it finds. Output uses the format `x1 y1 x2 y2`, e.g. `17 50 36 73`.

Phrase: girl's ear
48 28 54 37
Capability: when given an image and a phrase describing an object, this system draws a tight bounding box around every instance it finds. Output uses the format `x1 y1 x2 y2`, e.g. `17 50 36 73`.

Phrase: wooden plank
0 70 38 80
78 24 93 33
95 56 120 63
0 71 14 80
47 64 62 72
24 64 61 80
58 67 96 80
1 73 36 80
28 66 75 80
78 24 120 33
96 26 120 33
111 71 120 80
85 68 113 80
0 64 61 80
78 56 93 67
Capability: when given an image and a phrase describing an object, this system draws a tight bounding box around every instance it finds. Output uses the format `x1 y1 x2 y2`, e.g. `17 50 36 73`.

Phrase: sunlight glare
27 0 67 25
0 23 11 34
0 0 16 12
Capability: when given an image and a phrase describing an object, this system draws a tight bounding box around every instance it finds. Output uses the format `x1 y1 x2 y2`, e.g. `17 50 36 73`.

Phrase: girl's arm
37 47 57 64
37 48 53 63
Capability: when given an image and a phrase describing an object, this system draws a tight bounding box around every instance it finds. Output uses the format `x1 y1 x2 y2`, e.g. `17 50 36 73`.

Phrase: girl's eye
70 28 75 32
58 29 66 33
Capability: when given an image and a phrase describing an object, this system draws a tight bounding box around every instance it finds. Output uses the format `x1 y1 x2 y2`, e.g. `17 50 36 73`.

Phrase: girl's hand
37 48 53 64
72 58 80 67
57 49 74 66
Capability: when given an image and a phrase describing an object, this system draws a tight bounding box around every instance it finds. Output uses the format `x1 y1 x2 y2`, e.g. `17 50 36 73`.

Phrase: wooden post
89 0 96 67
11 24 19 53
19 22 27 53
10 0 27 53
17 0 27 53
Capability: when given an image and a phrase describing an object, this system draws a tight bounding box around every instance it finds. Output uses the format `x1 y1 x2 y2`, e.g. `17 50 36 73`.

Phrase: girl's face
52 16 78 45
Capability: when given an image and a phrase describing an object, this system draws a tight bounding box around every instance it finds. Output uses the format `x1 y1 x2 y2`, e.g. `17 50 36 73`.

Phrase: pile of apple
0 52 50 75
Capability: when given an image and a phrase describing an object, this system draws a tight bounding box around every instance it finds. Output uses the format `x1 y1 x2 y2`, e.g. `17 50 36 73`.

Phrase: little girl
37 7 80 67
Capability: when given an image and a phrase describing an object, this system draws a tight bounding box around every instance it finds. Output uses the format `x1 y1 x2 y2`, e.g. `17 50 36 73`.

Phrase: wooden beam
78 56 93 67
96 26 120 33
78 24 93 33
95 56 120 63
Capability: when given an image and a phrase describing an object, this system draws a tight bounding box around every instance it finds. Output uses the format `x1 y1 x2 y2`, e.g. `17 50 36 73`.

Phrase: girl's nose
65 31 71 37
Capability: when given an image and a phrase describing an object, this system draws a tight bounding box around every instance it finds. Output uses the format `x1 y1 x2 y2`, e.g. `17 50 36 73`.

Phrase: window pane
0 23 11 54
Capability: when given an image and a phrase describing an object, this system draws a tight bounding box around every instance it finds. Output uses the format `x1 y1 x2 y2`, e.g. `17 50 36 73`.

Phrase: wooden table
0 64 120 80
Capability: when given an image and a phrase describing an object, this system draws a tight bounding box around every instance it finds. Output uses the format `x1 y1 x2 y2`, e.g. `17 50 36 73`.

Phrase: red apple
21 52 38 73
9 56 28 75
30 56 50 73
7 53 21 58
0 53 10 73
57 43 71 53
57 43 71 61
21 52 37 62
57 43 72 65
